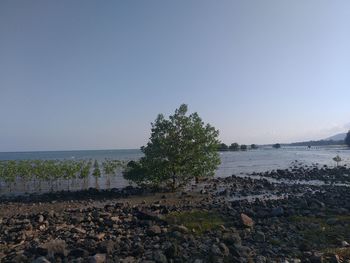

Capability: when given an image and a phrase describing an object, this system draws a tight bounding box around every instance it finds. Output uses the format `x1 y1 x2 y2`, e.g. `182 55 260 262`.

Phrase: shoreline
1 165 350 262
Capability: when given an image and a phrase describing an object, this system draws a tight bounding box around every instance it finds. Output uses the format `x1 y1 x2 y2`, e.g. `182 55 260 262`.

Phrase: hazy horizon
1 1 349 152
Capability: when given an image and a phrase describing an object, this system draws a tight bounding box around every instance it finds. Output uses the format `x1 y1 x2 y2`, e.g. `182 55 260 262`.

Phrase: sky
0 1 350 152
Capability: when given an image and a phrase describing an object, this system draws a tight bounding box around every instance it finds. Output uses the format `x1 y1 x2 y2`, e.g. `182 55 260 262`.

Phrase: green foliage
346 130 350 147
240 144 247 151
250 144 258 149
164 210 225 234
0 158 123 194
218 143 228 151
124 104 221 190
92 160 101 178
229 143 239 151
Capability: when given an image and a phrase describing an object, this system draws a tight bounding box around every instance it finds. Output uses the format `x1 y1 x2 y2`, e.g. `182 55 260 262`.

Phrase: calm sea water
0 146 349 194
1 146 350 176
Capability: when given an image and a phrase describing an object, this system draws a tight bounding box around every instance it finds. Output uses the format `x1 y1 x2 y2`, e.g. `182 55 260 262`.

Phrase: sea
0 146 349 195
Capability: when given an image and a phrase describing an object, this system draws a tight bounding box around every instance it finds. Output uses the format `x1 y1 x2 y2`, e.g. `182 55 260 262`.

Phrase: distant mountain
325 133 346 141
286 132 347 147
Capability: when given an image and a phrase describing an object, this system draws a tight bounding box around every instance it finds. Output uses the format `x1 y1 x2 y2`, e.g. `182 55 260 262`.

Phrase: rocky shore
1 165 350 263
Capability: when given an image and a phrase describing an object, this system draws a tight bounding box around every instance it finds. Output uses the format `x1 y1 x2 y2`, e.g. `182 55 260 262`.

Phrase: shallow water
1 146 350 195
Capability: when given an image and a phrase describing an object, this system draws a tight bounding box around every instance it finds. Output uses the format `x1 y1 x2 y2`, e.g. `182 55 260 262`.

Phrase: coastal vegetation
0 159 125 194
218 142 258 151
123 104 221 190
333 155 342 167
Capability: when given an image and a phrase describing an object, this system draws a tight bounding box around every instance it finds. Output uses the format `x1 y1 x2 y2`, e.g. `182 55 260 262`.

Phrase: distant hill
288 140 345 147
325 133 346 141
286 132 347 147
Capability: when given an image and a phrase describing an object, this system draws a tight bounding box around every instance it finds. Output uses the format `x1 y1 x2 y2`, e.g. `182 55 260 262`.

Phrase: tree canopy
272 143 281 149
123 104 221 190
229 143 240 151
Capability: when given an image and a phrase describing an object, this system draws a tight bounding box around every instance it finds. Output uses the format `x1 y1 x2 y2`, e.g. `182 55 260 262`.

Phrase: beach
1 162 350 262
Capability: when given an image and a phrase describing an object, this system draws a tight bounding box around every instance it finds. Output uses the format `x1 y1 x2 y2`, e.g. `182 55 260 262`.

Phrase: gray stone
255 256 266 263
271 207 284 217
255 231 265 242
148 225 162 235
38 215 44 223
32 257 51 263
89 253 106 263
153 250 167 263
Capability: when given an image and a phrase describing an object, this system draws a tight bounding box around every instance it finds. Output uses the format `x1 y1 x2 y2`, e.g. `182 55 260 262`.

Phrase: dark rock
271 207 284 217
147 225 162 236
89 253 106 263
153 250 167 263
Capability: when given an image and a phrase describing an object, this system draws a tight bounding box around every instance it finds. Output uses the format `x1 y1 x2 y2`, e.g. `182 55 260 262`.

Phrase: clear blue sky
1 1 349 151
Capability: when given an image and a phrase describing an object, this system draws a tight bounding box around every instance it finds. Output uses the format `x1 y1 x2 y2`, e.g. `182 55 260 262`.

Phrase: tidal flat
1 164 350 262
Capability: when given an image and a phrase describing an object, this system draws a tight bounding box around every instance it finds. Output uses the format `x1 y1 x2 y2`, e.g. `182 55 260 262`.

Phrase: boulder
240 213 254 227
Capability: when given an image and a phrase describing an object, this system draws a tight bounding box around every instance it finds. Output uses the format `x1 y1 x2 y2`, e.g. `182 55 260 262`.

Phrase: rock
69 248 89 258
148 225 162 236
38 215 44 223
310 252 323 263
153 250 167 263
163 242 177 258
96 233 106 240
255 231 265 242
89 253 106 263
72 227 86 234
173 225 189 234
256 256 266 263
233 245 252 258
219 243 230 256
271 207 284 217
222 232 241 246
123 257 137 263
342 240 350 247
240 213 254 227
326 218 339 225
98 240 115 254
32 257 51 263
211 244 221 255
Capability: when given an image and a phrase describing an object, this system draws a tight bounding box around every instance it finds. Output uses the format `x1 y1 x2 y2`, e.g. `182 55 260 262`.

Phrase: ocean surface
0 146 349 195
